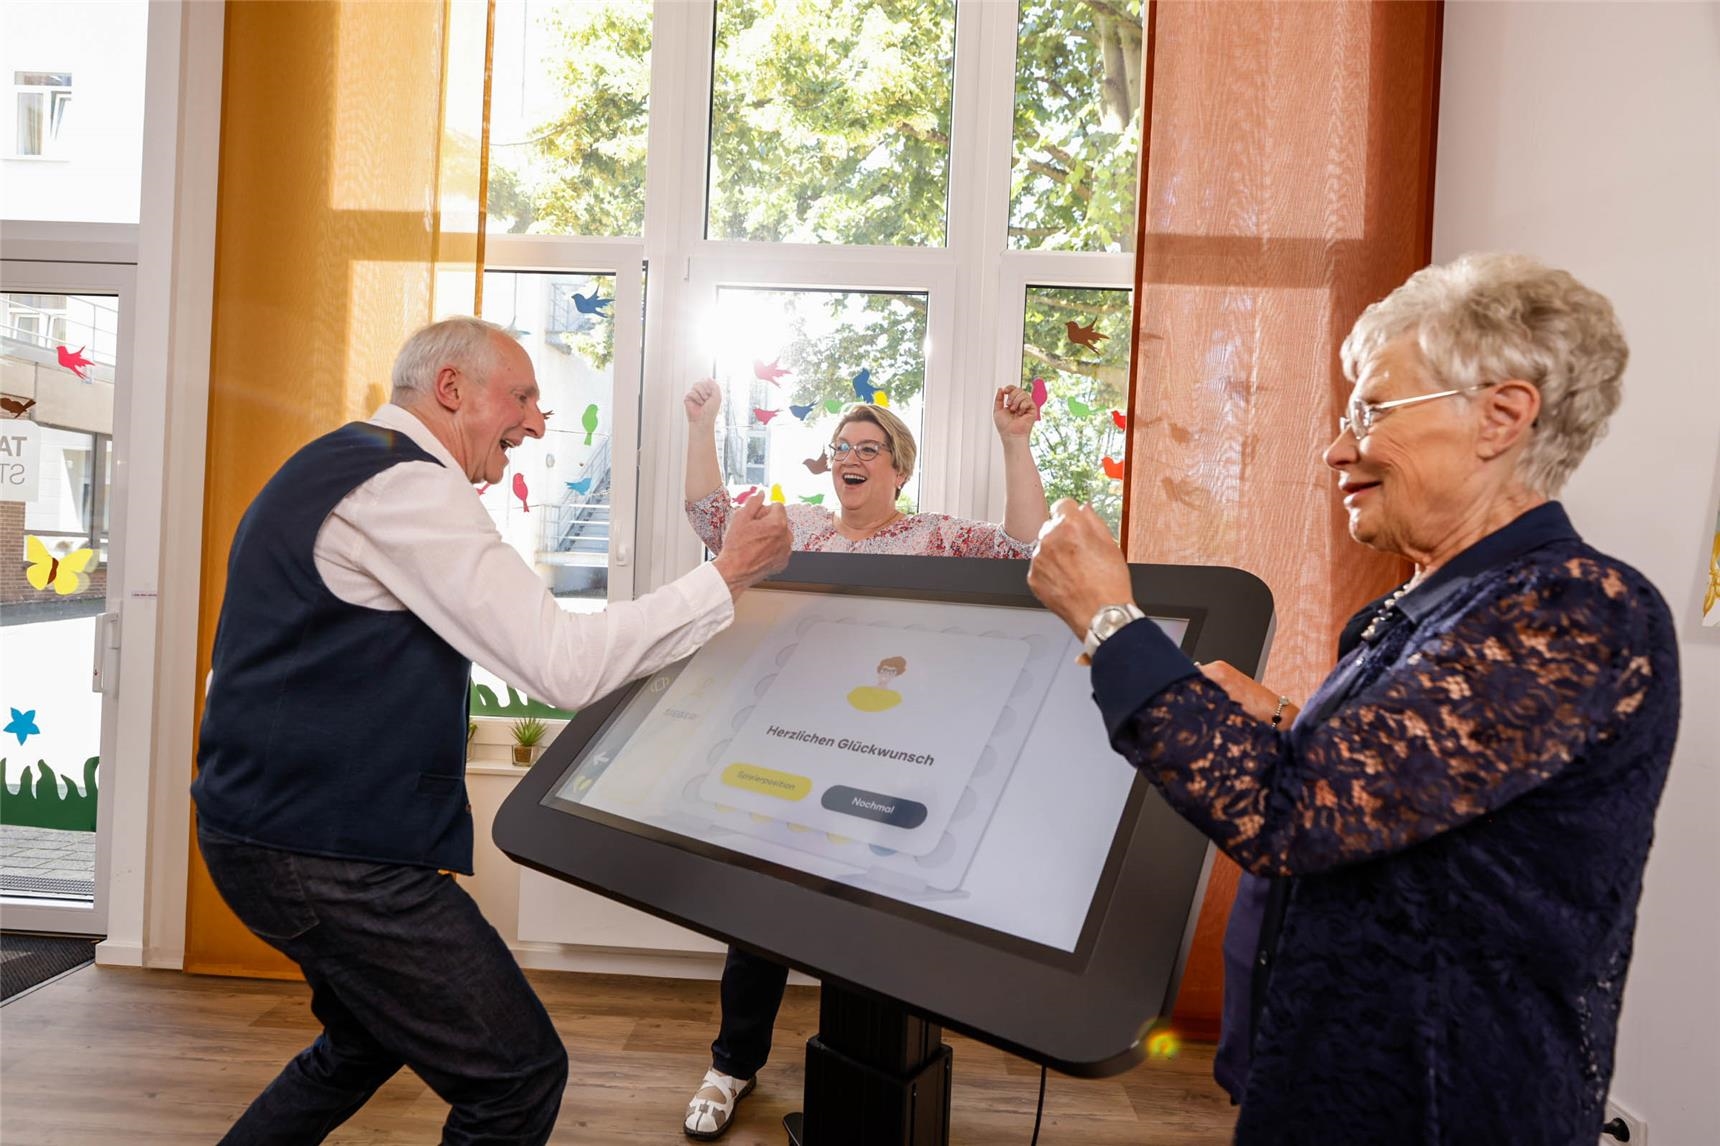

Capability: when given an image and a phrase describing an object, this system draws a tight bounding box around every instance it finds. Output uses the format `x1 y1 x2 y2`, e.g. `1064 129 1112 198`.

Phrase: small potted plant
510 716 547 766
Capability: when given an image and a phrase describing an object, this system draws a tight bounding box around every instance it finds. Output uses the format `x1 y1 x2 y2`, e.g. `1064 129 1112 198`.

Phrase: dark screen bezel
494 553 1273 1075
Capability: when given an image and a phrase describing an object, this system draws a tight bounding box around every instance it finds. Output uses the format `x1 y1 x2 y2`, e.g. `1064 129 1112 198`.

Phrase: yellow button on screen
721 763 812 802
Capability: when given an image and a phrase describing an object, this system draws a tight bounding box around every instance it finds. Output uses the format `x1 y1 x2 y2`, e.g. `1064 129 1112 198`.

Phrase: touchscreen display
541 589 1188 954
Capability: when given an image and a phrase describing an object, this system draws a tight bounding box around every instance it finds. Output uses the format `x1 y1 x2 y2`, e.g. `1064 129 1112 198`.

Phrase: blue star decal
5 708 40 745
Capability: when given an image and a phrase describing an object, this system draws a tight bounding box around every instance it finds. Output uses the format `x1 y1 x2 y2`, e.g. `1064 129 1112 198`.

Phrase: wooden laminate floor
0 965 1237 1144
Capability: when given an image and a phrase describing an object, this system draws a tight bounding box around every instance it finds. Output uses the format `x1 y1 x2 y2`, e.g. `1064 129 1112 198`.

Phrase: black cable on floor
1029 1063 1047 1144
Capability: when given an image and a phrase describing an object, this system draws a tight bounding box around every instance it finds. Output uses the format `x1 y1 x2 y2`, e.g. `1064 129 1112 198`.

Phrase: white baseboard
93 939 144 967
92 941 183 970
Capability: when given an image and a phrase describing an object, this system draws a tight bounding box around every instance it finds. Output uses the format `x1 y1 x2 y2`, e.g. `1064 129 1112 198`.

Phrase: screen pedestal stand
783 983 952 1146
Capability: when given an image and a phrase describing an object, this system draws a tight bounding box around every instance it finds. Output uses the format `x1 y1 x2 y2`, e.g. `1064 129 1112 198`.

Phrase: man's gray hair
1340 252 1628 496
390 316 509 403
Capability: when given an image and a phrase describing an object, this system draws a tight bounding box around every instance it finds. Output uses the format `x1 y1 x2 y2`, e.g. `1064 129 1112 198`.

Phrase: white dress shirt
311 403 734 712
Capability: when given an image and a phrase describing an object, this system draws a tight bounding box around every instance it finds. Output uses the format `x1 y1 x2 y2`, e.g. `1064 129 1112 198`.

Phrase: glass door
0 259 136 935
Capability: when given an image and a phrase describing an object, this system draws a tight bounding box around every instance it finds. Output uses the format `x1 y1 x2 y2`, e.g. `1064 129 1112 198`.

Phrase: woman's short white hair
390 316 509 402
1340 252 1628 495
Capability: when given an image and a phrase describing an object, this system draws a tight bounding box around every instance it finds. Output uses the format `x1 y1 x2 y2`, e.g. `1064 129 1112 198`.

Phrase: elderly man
191 317 791 1146
1029 254 1678 1144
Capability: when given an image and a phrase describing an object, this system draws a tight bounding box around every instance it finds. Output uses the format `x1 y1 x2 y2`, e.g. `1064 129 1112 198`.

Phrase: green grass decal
468 681 573 721
1 757 99 832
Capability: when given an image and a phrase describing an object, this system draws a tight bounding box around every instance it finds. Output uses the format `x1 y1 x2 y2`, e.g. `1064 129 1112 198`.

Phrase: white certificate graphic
697 622 1028 854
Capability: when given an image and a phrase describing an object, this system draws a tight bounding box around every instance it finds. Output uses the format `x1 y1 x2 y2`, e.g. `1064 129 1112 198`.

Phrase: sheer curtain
186 0 492 977
1121 0 1443 1036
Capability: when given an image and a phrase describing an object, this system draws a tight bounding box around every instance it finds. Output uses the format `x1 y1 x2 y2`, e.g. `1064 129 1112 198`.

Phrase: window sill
467 760 534 779
465 741 541 777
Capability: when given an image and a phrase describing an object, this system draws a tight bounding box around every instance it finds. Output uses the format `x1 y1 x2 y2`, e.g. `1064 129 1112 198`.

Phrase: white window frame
462 0 1145 594
0 258 136 939
0 0 230 969
11 70 74 160
984 250 1136 523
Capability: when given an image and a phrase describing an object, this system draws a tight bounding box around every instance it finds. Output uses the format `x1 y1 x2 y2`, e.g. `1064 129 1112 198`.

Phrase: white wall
1434 3 1720 1142
0 1 148 224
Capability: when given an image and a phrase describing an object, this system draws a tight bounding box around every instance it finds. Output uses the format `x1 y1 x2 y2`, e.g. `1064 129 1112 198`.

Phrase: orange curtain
1121 1 1442 1037
185 0 492 978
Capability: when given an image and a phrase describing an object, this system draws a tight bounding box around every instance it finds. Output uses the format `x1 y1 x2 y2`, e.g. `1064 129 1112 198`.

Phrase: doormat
1 932 96 1002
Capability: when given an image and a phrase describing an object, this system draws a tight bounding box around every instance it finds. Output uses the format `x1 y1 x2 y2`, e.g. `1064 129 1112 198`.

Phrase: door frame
0 257 142 937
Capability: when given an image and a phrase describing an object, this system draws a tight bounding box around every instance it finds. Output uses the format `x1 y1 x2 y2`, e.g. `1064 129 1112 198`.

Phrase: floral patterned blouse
685 488 1033 559
1091 503 1680 1145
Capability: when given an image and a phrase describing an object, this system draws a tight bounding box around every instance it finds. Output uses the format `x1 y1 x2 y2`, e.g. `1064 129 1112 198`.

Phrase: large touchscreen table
496 553 1273 1075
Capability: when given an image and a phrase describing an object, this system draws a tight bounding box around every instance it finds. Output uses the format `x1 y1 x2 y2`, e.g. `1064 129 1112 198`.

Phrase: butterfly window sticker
25 535 96 595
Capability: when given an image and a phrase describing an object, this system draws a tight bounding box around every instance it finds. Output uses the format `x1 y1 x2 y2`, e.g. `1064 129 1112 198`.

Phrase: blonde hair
833 403 918 493
1340 253 1628 496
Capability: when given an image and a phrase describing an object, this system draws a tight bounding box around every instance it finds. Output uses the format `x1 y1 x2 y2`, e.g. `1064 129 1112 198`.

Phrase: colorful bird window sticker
754 358 791 385
850 368 887 406
56 345 94 380
1065 320 1108 353
570 290 610 316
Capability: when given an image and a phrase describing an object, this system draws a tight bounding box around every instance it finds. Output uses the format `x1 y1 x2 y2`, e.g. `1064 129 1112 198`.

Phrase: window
13 71 71 157
1019 285 1132 530
458 269 626 722
459 0 1147 644
706 286 927 508
1 292 118 378
706 0 957 246
487 0 653 237
5 292 70 347
1009 0 1145 251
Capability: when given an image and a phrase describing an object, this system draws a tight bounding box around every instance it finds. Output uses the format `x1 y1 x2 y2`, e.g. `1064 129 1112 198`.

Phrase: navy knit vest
192 422 475 872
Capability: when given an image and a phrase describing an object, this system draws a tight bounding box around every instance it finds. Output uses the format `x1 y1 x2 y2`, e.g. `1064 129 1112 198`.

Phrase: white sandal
683 1067 756 1140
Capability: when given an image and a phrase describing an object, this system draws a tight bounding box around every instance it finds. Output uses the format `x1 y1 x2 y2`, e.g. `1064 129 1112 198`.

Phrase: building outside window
12 70 72 157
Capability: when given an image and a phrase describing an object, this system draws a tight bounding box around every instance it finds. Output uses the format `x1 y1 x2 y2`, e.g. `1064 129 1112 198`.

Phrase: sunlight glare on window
709 287 927 509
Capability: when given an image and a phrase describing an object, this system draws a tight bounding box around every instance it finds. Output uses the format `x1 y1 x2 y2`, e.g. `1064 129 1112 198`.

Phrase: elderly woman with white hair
1027 253 1680 1144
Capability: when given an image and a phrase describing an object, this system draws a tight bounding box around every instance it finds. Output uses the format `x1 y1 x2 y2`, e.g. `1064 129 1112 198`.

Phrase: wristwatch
1081 602 1145 660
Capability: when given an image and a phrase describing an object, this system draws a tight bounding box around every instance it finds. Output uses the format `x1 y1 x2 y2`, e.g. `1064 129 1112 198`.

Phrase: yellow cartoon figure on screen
847 656 907 713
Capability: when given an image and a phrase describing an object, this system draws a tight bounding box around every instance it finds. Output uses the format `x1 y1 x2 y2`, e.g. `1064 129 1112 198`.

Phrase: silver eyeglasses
827 441 891 462
1339 382 1496 439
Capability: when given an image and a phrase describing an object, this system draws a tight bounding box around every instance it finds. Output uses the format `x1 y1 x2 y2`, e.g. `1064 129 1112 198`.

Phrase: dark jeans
710 946 790 1080
197 823 567 1145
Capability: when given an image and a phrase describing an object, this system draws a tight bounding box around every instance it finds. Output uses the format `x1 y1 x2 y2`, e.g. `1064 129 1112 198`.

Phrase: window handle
91 610 120 694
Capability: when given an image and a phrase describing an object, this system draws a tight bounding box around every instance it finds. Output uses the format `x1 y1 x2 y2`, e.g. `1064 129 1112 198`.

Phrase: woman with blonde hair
684 382 1047 559
678 381 1048 1138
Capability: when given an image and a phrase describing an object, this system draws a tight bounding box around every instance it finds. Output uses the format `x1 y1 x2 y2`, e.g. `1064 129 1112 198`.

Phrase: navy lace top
1090 504 1680 1144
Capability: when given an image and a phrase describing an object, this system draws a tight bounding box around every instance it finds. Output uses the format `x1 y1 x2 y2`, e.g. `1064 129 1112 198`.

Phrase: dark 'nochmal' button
821 785 927 830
